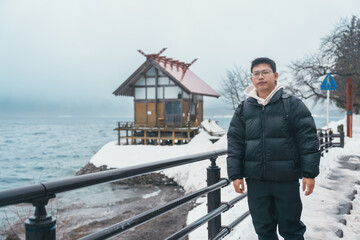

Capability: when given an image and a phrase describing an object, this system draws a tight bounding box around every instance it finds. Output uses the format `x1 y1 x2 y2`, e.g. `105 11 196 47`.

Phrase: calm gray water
0 116 133 191
0 114 343 191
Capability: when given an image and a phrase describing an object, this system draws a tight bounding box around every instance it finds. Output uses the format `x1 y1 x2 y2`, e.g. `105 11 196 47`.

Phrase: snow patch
200 119 227 136
142 188 161 199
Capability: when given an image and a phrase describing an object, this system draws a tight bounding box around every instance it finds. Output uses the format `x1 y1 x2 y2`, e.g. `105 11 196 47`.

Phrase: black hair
251 57 276 73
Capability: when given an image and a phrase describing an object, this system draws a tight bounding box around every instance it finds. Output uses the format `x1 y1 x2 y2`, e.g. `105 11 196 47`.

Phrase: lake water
0 113 344 230
0 116 133 191
0 114 344 190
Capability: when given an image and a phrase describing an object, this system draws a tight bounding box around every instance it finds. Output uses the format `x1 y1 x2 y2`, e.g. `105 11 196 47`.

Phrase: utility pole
346 78 353 138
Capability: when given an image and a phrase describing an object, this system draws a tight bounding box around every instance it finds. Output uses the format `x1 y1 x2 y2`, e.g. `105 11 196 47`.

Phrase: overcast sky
0 0 359 117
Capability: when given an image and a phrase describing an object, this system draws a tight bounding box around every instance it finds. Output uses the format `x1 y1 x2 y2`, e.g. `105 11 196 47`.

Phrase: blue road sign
321 73 337 90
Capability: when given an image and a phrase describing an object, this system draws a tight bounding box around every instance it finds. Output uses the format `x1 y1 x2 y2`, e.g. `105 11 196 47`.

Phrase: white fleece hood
244 85 284 106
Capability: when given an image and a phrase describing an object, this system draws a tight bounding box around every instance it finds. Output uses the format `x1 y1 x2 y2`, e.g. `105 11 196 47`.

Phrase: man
227 57 320 240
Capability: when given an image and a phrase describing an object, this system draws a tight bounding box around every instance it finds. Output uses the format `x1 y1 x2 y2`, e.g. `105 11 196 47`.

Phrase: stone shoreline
73 163 195 239
76 163 178 186
2 163 195 240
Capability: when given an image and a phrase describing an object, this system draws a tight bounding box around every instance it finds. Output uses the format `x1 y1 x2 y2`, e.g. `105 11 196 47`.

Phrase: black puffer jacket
227 89 320 182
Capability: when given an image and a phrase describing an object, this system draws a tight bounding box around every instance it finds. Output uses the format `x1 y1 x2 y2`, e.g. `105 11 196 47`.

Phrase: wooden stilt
144 130 147 145
131 130 134 145
117 122 121 145
126 129 129 145
115 122 201 146
158 130 160 145
172 129 175 145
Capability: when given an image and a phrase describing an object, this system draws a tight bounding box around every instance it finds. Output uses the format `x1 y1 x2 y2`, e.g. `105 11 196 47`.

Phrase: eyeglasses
251 69 273 78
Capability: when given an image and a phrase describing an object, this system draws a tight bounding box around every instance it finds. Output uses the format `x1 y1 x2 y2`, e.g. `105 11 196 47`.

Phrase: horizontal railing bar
319 142 331 148
165 193 248 240
165 205 227 240
320 146 335 153
320 144 333 150
228 192 248 206
0 149 227 207
211 210 250 240
115 122 198 128
228 210 251 229
317 134 332 138
0 184 46 206
79 179 230 240
319 142 335 147
317 128 331 131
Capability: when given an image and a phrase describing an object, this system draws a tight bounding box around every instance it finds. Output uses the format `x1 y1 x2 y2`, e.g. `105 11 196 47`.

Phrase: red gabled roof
154 59 220 98
113 49 220 98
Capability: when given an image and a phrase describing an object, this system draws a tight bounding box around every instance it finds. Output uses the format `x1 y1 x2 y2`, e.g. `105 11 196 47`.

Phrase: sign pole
321 73 337 128
326 90 330 128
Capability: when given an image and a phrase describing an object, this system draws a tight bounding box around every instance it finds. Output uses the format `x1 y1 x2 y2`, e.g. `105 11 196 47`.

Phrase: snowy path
91 117 360 240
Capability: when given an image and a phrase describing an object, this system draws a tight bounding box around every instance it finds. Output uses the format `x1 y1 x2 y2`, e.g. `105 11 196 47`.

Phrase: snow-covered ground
90 116 360 240
201 119 227 136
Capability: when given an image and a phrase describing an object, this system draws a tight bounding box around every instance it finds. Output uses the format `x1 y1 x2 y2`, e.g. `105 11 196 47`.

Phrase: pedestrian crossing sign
321 73 337 90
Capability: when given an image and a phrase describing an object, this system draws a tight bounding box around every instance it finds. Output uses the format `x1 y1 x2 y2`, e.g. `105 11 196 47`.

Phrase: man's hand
303 177 315 196
233 179 245 194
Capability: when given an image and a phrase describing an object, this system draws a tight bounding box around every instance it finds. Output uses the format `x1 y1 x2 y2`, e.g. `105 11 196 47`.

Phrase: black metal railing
0 125 346 240
0 149 250 240
317 127 345 156
165 194 250 240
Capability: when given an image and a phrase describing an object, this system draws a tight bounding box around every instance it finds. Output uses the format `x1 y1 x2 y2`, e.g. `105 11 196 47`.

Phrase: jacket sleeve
291 98 321 178
227 104 246 181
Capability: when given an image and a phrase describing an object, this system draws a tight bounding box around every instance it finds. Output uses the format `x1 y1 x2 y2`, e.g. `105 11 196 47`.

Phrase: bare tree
219 66 252 111
288 15 360 113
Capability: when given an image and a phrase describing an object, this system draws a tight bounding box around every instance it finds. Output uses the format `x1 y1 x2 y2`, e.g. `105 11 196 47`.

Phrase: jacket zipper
261 105 265 180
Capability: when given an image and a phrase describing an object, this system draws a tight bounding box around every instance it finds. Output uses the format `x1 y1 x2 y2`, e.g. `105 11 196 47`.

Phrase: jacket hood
244 85 284 106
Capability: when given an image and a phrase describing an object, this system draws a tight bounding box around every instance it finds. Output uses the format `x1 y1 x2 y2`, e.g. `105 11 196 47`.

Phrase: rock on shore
76 162 178 186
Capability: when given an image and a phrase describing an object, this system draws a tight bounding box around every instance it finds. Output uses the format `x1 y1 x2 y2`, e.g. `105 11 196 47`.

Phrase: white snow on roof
200 119 227 136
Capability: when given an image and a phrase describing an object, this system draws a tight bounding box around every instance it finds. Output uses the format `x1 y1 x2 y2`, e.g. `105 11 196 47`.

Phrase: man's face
250 63 278 94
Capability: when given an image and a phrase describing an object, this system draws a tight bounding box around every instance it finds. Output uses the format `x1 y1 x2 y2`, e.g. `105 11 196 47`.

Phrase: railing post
325 130 329 153
329 129 333 148
207 157 221 239
319 131 324 157
340 131 345 148
25 197 56 240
